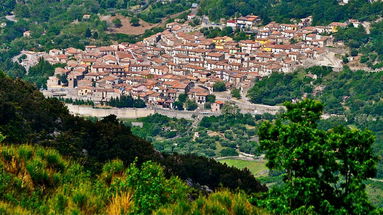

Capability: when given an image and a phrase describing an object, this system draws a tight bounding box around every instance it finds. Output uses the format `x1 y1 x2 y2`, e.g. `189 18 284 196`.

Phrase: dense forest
0 72 381 213
199 0 383 25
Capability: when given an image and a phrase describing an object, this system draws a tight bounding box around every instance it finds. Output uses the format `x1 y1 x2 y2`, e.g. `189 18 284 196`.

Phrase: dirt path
5 15 17 22
369 178 383 183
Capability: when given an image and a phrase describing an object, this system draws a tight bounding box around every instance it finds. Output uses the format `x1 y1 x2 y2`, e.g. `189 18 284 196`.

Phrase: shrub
112 18 122 28
185 100 198 111
111 161 190 214
220 148 239 156
26 159 50 186
154 190 265 215
45 150 66 172
130 17 140 26
17 145 33 161
213 81 226 92
231 88 241 99
101 160 125 183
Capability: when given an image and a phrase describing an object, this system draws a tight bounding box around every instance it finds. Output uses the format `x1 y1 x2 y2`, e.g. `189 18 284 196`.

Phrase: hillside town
19 16 352 111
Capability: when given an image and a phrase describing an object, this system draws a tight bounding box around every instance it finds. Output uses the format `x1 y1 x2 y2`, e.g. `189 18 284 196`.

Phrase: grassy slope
218 159 268 177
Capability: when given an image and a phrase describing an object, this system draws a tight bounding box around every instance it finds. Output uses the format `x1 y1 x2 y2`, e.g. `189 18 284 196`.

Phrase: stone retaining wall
66 104 219 120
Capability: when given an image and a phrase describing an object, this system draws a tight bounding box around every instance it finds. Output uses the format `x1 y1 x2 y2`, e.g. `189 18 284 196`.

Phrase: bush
155 190 264 215
350 49 358 56
360 55 369 63
185 100 198 111
231 88 241 99
130 17 140 26
213 81 226 92
114 161 190 214
112 18 122 28
220 148 238 156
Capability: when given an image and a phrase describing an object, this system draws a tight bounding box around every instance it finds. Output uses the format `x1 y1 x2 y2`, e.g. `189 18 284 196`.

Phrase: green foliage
0 133 5 143
185 99 198 111
206 94 216 103
0 70 268 212
258 99 377 214
162 153 267 193
107 95 146 108
213 81 226 92
319 68 383 115
200 0 383 25
221 101 240 115
132 112 267 158
0 72 155 171
248 66 383 116
155 190 268 215
58 97 95 106
0 143 268 214
365 179 383 208
248 66 383 180
112 161 190 214
199 27 247 39
138 0 196 23
247 68 315 105
85 28 92 38
0 0 16 16
219 159 268 177
336 20 383 67
189 17 201 27
231 88 241 99
112 18 122 28
130 17 140 27
178 93 188 103
335 26 368 48
0 145 106 214
24 58 65 89
0 0 171 81
173 101 184 110
220 148 239 156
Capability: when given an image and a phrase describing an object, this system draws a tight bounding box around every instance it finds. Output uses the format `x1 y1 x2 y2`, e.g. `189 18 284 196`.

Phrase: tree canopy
200 0 383 25
258 99 377 214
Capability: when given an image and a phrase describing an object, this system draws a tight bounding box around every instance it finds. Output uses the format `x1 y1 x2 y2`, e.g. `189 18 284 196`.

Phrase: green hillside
199 0 383 24
0 71 267 195
0 143 267 214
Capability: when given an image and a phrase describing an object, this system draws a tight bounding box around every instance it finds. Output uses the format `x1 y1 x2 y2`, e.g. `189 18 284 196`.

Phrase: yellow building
213 36 233 50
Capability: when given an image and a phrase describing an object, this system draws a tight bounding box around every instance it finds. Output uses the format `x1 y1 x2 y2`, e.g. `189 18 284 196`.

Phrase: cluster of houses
28 17 349 110
226 15 262 32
